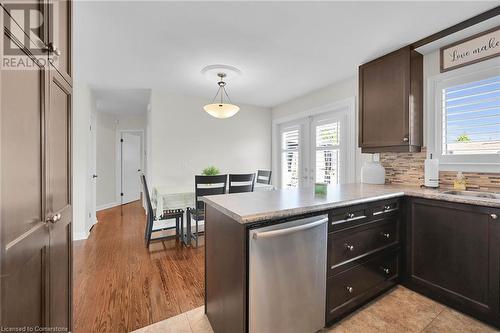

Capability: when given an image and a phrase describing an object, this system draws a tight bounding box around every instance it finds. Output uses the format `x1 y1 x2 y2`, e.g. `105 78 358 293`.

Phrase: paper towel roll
424 154 439 188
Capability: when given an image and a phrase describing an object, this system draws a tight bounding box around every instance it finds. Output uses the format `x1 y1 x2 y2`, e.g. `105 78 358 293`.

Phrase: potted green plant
202 166 220 176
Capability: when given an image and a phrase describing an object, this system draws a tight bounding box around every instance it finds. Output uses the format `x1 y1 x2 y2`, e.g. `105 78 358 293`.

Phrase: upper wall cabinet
1 0 72 84
49 0 72 84
358 46 423 153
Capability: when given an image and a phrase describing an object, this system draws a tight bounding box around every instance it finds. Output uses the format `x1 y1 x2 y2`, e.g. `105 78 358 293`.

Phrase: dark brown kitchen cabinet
326 198 402 324
1 2 72 330
406 198 500 328
48 0 72 84
358 46 423 153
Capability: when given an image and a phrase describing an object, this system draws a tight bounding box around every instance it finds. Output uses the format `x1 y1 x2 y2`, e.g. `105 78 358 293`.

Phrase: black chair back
229 173 255 193
195 175 228 210
140 174 154 216
256 170 272 185
140 174 154 240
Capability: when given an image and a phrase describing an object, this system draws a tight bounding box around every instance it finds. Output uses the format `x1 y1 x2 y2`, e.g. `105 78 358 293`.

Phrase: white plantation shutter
281 128 300 188
315 121 340 185
442 75 500 155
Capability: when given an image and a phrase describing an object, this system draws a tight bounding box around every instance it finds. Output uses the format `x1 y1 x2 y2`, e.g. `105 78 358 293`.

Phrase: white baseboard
73 231 89 241
97 201 120 211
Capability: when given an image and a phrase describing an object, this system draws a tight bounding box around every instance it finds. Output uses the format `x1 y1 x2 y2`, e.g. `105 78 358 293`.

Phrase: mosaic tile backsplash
378 148 500 192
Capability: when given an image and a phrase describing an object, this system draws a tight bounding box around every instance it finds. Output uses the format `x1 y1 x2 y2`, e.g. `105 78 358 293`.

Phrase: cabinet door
408 198 500 326
46 70 72 331
359 47 409 149
1 27 50 328
48 0 72 83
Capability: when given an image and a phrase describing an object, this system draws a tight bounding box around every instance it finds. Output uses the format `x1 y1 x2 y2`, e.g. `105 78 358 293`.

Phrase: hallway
73 201 205 332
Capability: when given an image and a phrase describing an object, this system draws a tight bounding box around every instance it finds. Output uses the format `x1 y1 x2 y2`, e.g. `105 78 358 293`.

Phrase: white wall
72 82 92 240
96 112 147 209
272 76 370 184
149 91 272 192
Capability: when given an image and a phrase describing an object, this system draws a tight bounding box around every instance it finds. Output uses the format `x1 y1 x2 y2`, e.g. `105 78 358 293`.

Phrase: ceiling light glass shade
203 103 240 119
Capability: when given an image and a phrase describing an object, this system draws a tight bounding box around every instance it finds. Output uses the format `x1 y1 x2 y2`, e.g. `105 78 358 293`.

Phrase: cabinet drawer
329 219 398 272
327 252 399 315
368 199 400 218
329 205 369 232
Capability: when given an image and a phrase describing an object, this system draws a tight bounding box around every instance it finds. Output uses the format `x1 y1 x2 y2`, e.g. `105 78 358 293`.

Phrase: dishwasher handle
252 217 328 240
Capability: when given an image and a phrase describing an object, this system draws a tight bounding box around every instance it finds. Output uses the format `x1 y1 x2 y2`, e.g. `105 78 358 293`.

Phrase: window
278 108 351 188
430 60 500 172
314 121 340 185
442 75 500 155
281 127 300 188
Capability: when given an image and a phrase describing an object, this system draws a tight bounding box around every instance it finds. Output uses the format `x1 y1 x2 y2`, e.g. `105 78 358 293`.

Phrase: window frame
427 58 500 172
311 112 347 186
279 122 303 188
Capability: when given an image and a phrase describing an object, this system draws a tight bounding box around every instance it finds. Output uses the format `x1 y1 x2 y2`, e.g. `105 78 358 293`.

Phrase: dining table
153 182 275 245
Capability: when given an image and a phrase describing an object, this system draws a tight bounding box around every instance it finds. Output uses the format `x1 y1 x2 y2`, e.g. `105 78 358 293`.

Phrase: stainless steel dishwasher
249 214 328 333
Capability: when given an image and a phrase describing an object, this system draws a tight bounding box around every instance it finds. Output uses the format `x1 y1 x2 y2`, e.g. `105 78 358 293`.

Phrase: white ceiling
93 89 151 115
74 1 499 108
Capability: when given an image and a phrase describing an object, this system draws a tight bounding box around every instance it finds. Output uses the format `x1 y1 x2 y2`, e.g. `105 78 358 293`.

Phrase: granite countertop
201 183 500 224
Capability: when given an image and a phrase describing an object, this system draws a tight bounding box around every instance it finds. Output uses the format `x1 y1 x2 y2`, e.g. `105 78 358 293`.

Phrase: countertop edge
201 188 500 225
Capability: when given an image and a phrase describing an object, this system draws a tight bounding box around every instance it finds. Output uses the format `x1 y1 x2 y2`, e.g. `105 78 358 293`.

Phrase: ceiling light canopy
203 72 240 119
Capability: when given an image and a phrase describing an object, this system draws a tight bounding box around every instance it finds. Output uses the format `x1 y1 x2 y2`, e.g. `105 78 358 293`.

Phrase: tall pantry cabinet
0 0 73 330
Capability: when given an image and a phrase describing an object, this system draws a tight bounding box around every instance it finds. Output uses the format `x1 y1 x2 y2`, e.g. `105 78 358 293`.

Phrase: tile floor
133 286 499 333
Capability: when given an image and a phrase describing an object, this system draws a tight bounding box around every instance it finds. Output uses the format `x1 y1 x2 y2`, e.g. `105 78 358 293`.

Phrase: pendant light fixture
203 73 240 119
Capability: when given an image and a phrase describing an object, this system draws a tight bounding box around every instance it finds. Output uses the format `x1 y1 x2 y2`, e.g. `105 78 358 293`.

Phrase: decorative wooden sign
440 26 500 72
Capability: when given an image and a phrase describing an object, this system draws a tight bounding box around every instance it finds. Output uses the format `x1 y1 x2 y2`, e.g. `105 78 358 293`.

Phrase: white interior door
121 132 142 204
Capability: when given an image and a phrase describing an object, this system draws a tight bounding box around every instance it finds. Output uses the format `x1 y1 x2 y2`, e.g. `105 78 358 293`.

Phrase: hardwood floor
73 200 205 333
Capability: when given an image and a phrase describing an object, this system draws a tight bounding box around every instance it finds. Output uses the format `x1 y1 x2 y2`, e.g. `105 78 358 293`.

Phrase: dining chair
256 170 272 185
140 174 183 248
228 173 255 193
186 174 228 247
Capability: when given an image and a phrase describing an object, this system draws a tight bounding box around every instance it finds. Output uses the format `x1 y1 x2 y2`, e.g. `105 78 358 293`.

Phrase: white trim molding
96 201 120 211
426 58 500 173
73 231 90 241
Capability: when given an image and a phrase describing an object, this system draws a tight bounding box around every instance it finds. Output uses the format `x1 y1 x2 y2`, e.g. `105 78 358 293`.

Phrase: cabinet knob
346 286 353 293
346 213 355 219
384 205 391 211
46 42 61 56
381 267 390 275
491 214 498 220
345 244 354 251
380 232 390 239
46 213 61 224
402 137 409 142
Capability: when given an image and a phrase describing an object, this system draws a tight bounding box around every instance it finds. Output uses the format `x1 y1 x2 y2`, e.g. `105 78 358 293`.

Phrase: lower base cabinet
405 198 500 328
327 250 399 322
326 198 402 325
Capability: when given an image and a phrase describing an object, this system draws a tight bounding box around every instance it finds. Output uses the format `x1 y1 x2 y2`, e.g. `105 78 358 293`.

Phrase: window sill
439 161 500 173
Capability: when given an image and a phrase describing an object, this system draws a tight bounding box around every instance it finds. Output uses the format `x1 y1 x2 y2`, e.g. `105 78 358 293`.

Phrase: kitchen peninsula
202 183 500 333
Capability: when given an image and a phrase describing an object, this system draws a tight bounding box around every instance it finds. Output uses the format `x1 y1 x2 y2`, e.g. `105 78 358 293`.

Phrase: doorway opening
119 130 144 205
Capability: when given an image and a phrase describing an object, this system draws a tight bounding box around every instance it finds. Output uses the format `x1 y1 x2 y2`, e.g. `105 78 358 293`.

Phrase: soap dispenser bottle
453 171 467 190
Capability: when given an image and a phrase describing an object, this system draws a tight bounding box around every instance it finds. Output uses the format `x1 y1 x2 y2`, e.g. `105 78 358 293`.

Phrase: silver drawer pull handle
346 286 353 293
346 213 355 219
384 205 391 211
345 244 354 251
491 214 498 220
380 232 390 239
381 267 390 275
